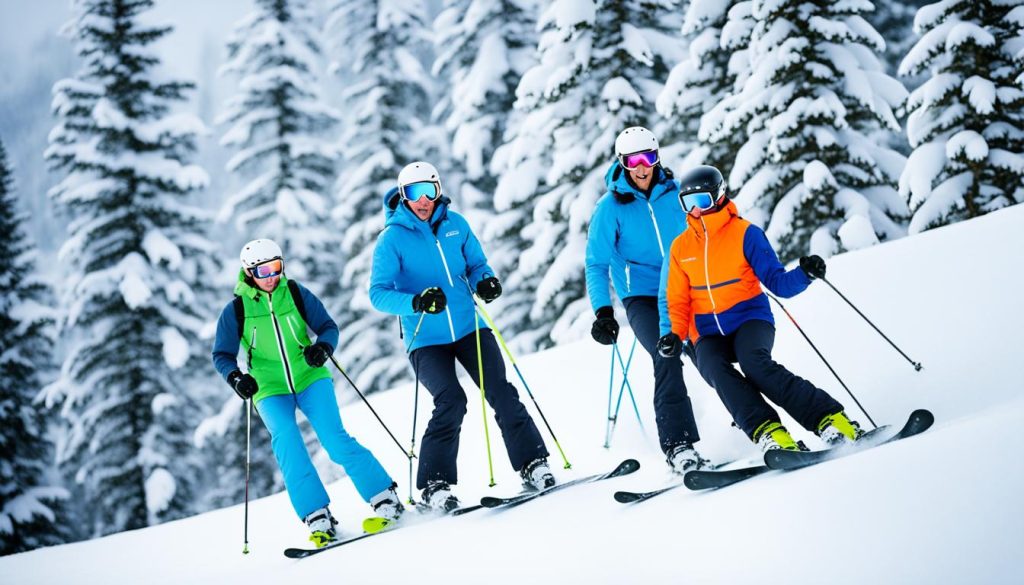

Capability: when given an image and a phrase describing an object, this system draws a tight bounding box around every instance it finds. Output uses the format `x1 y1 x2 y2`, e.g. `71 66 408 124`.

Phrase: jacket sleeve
211 302 241 382
743 226 810 298
462 217 494 288
585 197 616 311
665 243 693 341
295 282 339 352
369 230 419 316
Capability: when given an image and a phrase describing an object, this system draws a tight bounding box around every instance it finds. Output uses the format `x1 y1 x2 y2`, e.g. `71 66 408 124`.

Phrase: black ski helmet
677 165 728 211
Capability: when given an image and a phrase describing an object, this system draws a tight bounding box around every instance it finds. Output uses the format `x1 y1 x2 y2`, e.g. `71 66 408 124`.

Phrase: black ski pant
410 329 548 490
623 296 700 452
693 319 843 439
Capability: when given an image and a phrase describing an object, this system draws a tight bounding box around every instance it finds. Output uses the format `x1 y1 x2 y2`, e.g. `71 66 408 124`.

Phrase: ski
763 409 934 471
682 463 771 491
480 459 640 510
614 460 745 503
283 504 484 558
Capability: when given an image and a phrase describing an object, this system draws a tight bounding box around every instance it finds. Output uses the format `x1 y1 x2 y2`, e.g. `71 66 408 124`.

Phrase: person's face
409 196 436 221
253 274 281 292
249 259 283 292
628 164 654 191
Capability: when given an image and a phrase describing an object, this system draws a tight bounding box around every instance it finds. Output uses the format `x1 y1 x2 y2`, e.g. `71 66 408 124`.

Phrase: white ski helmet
614 126 659 157
240 238 283 269
397 161 442 196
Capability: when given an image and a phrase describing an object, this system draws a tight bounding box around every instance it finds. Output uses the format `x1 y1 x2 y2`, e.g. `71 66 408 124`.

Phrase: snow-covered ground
5 205 1023 583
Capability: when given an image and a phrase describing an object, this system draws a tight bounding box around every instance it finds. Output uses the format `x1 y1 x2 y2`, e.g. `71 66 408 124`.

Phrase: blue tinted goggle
680 191 717 212
401 181 441 203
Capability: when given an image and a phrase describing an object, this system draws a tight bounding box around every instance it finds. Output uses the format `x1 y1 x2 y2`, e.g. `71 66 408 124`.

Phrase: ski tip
615 458 641 475
908 408 935 431
613 491 641 504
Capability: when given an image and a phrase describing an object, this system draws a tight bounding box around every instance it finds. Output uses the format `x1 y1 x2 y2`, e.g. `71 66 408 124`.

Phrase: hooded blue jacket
369 188 494 352
585 163 687 335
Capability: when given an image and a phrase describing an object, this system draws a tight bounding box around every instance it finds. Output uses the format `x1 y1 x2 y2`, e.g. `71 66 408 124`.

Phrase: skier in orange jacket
661 166 864 452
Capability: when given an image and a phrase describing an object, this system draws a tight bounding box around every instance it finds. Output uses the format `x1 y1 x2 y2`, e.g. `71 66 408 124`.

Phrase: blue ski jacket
585 162 688 335
369 189 494 352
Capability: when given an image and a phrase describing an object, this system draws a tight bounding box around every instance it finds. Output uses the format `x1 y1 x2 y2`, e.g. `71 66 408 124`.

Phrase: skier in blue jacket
585 127 707 473
369 162 553 511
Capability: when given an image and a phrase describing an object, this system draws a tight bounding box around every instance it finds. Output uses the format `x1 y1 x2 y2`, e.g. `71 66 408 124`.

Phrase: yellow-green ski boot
753 421 801 453
304 507 338 548
817 411 864 446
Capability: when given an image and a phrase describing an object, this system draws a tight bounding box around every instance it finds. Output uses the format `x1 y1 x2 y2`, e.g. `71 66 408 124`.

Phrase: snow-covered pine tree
44 0 220 536
432 0 539 349
0 139 70 554
325 0 435 392
432 0 538 212
658 0 750 172
703 0 910 262
217 0 342 299
494 0 683 348
898 0 1024 233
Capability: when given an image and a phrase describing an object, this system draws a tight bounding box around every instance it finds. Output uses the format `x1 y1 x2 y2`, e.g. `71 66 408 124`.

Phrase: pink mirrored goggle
619 150 659 171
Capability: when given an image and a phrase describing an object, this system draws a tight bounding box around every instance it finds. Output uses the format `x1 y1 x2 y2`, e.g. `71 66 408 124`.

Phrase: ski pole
821 276 923 371
243 398 251 555
459 276 572 469
766 293 878 429
605 339 643 448
604 344 615 448
473 308 497 487
327 354 409 459
613 339 644 431
406 312 427 504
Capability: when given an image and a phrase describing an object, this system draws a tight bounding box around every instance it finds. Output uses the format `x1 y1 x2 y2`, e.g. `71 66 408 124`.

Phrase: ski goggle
400 181 441 203
619 150 659 171
679 191 717 212
249 258 283 279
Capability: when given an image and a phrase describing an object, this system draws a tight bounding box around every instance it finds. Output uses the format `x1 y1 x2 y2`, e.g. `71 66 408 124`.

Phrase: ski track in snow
3 206 1023 583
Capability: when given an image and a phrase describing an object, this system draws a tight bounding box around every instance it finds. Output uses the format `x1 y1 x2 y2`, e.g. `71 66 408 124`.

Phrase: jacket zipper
434 238 457 342
700 216 726 335
646 201 666 258
267 295 298 394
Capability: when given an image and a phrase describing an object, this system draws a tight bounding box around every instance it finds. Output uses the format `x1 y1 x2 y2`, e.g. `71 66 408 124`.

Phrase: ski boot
816 411 865 446
303 506 339 548
369 482 405 523
520 457 556 491
421 481 460 513
753 421 801 453
665 442 709 474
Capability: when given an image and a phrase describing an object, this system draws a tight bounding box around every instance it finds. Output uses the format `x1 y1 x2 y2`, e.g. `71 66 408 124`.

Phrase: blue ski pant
257 378 394 520
410 329 548 490
693 319 844 439
623 296 700 452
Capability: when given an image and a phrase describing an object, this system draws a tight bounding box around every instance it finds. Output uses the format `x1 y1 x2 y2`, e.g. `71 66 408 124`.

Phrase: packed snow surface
3 206 1022 583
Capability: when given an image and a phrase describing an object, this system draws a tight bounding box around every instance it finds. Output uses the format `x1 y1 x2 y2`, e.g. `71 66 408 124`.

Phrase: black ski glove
657 333 682 358
228 370 259 401
590 306 619 346
799 255 826 280
412 287 447 314
303 342 332 368
682 339 697 362
476 276 502 303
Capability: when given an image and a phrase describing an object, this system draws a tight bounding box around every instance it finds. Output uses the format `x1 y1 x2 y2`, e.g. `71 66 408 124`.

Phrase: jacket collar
687 199 739 239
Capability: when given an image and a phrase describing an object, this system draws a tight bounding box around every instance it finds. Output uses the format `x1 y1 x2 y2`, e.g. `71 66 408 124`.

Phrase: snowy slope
4 205 1023 584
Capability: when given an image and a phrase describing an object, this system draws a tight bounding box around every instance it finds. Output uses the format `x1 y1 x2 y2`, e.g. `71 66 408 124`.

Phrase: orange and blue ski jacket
665 200 811 344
